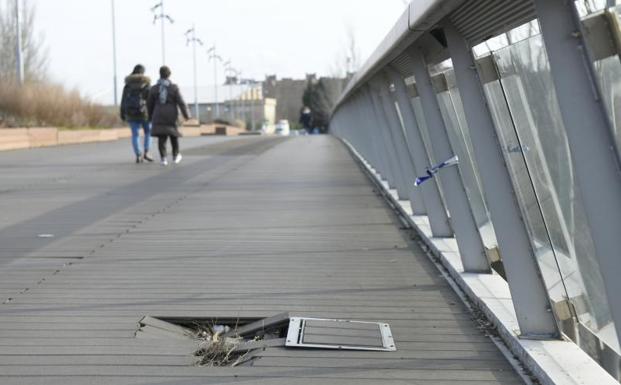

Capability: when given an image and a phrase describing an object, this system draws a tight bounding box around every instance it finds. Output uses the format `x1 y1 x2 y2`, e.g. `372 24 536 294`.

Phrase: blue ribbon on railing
414 155 459 186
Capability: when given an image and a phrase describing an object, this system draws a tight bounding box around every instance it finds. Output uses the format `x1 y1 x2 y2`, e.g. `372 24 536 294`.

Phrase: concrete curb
341 138 618 385
0 124 245 152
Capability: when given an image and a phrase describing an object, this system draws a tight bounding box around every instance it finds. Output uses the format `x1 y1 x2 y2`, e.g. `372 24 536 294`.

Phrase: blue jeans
128 120 151 156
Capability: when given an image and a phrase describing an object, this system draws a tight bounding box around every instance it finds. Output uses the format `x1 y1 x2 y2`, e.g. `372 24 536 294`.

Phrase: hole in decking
137 313 396 367
137 314 288 367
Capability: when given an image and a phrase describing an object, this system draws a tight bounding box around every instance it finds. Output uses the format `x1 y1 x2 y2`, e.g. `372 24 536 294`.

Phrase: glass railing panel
435 78 497 248
482 79 568 306
575 0 620 16
493 34 618 353
447 84 498 248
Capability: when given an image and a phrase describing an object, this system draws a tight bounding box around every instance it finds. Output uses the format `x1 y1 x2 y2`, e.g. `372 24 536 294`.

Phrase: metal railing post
385 66 453 237
372 75 426 214
443 21 559 337
352 94 380 169
355 92 390 179
366 85 411 200
533 0 621 345
407 46 490 273
363 86 406 194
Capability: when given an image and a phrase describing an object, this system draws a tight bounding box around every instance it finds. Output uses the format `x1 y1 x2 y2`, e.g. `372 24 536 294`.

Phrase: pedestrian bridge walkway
1 1 621 384
331 1 621 384
0 136 523 384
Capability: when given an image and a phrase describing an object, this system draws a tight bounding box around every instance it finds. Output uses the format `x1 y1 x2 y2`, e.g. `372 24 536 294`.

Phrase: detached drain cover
285 317 396 351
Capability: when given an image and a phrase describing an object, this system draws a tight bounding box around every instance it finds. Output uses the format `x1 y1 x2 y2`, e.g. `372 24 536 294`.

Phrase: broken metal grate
285 317 396 351
137 314 291 367
137 313 396 366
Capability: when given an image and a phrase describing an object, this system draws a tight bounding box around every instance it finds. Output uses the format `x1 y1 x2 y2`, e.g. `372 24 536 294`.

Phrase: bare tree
0 0 47 83
330 25 361 78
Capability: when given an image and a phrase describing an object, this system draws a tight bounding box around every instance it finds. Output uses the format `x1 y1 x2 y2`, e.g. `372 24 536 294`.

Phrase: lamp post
207 46 223 119
185 25 203 121
151 1 173 64
230 68 242 123
249 80 256 131
15 0 24 85
238 70 246 128
224 60 234 121
111 0 118 105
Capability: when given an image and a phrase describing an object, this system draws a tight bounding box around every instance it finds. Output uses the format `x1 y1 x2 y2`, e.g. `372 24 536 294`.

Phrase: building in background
263 74 350 128
180 80 276 131
263 74 312 128
180 73 349 131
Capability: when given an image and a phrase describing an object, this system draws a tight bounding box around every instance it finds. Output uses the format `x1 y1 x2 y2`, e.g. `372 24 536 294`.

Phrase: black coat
299 111 313 129
120 74 151 121
147 81 190 137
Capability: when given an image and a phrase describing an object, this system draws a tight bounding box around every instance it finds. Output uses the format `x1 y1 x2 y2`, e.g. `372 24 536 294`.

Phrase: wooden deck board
0 136 523 384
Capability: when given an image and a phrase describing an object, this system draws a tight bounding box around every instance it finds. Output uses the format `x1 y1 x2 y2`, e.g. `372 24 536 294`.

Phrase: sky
29 0 408 105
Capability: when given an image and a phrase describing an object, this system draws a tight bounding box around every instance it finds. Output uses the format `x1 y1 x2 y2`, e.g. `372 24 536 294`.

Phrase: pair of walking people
120 64 190 166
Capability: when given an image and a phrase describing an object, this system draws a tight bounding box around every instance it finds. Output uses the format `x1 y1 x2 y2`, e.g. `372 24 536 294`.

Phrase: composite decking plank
0 136 523 384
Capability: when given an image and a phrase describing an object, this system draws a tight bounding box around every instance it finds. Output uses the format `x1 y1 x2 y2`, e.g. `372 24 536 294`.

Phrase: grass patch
0 81 121 128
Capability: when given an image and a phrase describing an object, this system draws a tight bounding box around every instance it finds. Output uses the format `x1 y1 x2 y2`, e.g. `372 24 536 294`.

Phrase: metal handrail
330 0 621 381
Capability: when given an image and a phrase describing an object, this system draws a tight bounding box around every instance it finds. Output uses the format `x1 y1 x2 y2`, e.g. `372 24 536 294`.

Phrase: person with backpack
120 64 153 163
147 66 190 166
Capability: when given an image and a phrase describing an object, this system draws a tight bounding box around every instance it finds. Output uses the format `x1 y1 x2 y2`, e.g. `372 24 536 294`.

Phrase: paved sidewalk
0 136 523 384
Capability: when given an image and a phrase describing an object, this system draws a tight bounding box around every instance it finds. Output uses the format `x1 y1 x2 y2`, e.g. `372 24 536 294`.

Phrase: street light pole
233 68 242 122
185 25 203 121
250 81 255 131
238 70 245 128
208 46 223 120
230 68 240 122
151 1 173 64
224 60 233 121
111 0 118 105
15 0 24 85
160 1 165 63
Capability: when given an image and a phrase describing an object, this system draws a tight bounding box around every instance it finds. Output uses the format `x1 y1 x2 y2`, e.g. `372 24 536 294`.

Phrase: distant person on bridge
299 106 313 135
147 66 190 166
120 64 153 164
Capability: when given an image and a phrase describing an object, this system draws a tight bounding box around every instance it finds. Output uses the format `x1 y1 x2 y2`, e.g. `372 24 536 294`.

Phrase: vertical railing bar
385 66 453 237
407 46 490 273
444 20 559 337
533 0 621 347
363 86 407 196
372 75 426 214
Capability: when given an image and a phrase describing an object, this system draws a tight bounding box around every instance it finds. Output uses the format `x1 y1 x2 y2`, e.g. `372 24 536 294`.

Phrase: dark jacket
120 74 151 121
147 81 190 137
299 111 313 129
